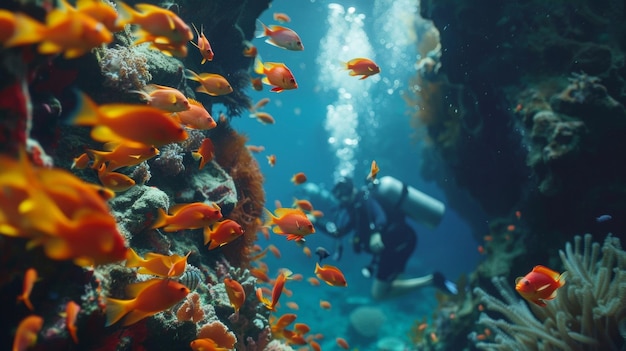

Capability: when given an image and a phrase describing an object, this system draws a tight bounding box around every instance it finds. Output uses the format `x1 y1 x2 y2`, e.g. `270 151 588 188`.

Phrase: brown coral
210 121 265 267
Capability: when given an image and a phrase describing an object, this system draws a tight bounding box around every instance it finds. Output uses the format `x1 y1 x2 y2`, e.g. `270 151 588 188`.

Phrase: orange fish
0 10 18 44
70 0 121 32
250 111 275 124
223 278 246 313
125 248 191 277
97 164 136 192
515 210 522 220
273 12 291 23
71 152 91 169
242 40 258 58
257 271 288 311
247 145 265 153
70 92 188 147
17 268 37 311
0 151 128 266
268 244 281 258
204 219 245 250
4 5 113 59
152 202 222 232
255 20 303 51
286 301 299 310
65 301 80 343
309 340 321 351
12 315 44 351
292 198 313 212
250 77 263 91
190 338 229 351
477 245 485 255
88 142 159 171
190 23 214 64
507 224 516 231
302 246 312 258
367 160 379 180
314 263 347 287
250 268 270 283
291 172 307 185
116 2 192 55
272 313 297 331
311 210 324 218
267 154 276 167
192 138 215 170
252 97 271 111
264 208 315 241
515 265 566 307
175 99 217 130
319 300 331 309
336 337 350 350
185 69 233 96
130 84 190 112
254 56 298 93
105 278 190 326
344 58 381 80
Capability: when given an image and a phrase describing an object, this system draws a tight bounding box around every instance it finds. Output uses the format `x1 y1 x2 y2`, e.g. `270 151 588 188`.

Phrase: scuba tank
372 176 445 228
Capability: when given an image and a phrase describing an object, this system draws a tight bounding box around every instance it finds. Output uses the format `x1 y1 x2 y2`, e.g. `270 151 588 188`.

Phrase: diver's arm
365 197 387 253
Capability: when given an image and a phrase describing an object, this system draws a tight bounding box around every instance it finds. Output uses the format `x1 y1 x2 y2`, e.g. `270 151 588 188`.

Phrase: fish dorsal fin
274 208 300 217
533 265 561 281
187 98 204 108
169 203 189 215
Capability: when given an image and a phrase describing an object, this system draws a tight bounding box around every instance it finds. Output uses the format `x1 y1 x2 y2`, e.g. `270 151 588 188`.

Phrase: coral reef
210 122 266 267
474 233 626 350
417 0 626 247
0 0 272 349
348 306 386 340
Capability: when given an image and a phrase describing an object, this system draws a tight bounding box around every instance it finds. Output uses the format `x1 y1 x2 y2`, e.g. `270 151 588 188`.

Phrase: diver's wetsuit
332 189 417 282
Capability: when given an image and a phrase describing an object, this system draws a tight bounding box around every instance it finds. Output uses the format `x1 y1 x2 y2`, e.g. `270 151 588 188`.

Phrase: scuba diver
319 176 457 300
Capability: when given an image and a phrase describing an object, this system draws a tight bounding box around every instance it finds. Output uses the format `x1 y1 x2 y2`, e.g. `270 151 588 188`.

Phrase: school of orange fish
1 1 566 350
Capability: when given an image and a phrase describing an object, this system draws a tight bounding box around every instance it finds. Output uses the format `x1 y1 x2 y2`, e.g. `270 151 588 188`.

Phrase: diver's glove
369 232 384 254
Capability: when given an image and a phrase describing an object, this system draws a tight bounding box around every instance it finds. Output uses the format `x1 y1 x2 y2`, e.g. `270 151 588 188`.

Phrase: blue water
229 0 481 349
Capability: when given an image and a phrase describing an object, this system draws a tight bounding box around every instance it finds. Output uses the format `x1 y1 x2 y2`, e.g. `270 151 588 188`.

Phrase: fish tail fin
254 55 265 75
184 68 200 82
262 208 275 227
254 19 269 38
558 271 567 286
191 150 202 161
115 0 138 27
124 247 143 268
203 226 215 246
151 208 169 229
128 89 151 103
86 149 106 170
16 293 34 311
68 92 100 126
105 297 131 326
3 13 46 48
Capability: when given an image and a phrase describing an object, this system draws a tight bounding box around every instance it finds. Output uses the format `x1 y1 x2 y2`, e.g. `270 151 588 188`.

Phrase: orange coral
176 292 205 323
198 320 237 349
211 121 265 267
